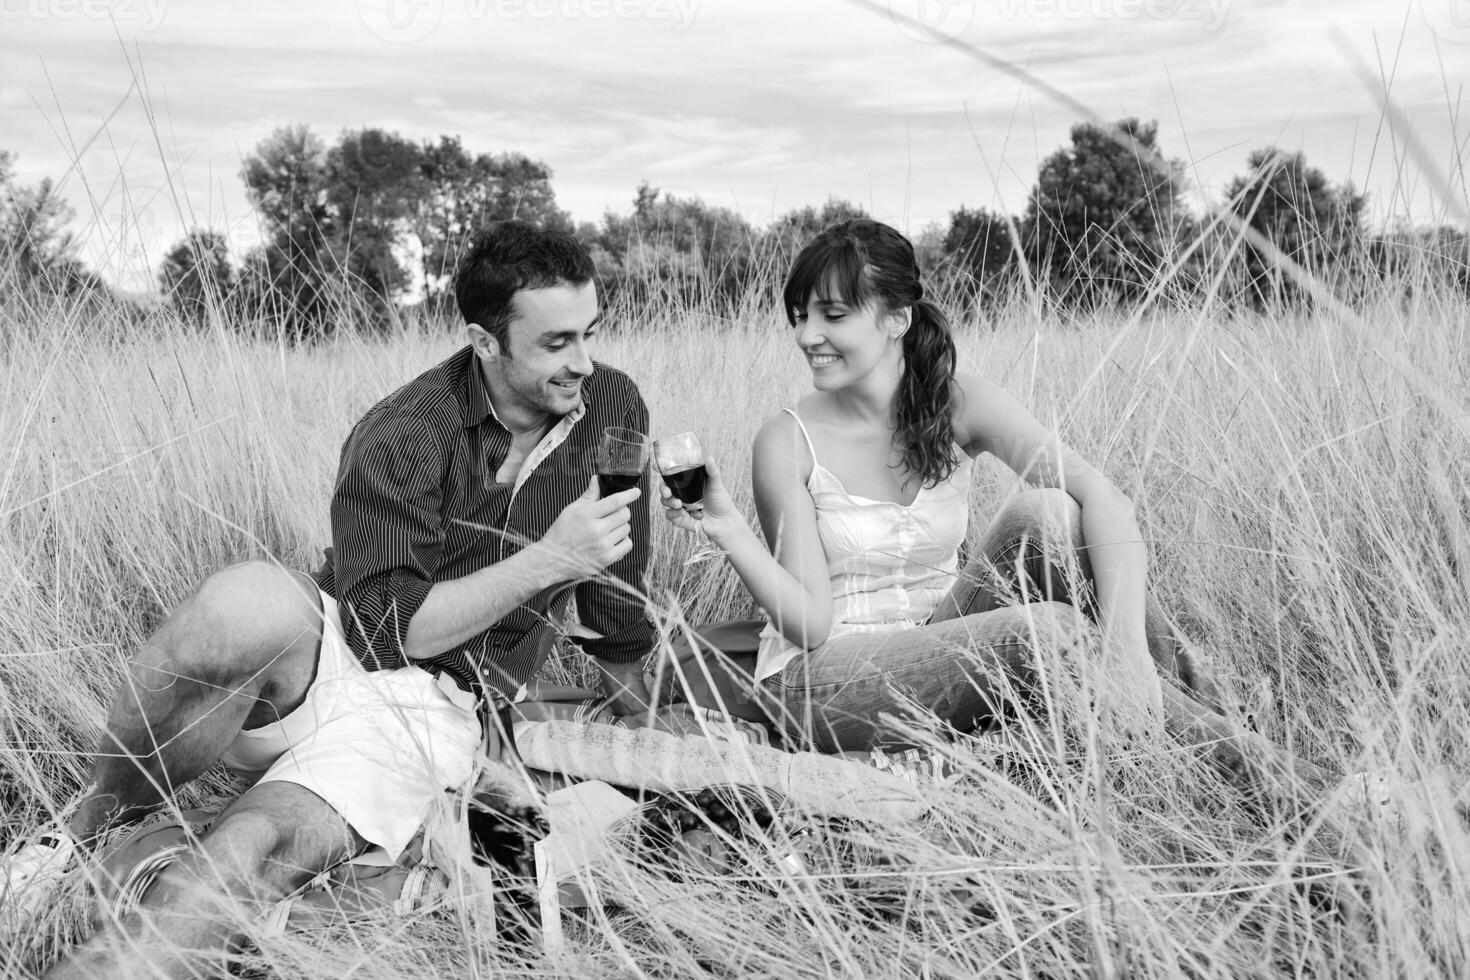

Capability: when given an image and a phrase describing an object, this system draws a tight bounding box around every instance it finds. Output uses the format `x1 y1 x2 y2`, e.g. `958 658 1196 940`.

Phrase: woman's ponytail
897 296 960 488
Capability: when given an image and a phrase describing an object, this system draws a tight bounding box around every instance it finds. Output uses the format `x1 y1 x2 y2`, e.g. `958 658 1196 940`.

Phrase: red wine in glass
597 426 650 499
660 464 707 505
654 431 706 507
597 470 642 497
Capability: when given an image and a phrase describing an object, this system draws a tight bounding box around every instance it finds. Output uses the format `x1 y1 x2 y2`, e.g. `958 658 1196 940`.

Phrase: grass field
2 268 1469 977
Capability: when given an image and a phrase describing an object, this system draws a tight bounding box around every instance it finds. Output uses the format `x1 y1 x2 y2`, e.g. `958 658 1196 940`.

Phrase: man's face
478 281 599 421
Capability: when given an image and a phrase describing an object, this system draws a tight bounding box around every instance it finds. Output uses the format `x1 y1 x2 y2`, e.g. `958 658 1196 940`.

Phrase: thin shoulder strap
780 408 819 466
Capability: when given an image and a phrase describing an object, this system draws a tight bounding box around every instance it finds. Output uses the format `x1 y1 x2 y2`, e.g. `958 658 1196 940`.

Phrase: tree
240 125 329 236
1224 147 1365 306
324 127 425 307
913 221 948 278
413 136 569 303
158 230 235 324
240 126 335 333
1363 223 1469 301
1 156 81 292
593 183 757 306
1022 117 1187 306
488 153 568 228
762 197 870 254
943 206 1017 300
238 126 578 331
1422 226 1469 295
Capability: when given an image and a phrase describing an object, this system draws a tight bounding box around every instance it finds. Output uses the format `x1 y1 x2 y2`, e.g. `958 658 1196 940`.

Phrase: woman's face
791 287 905 392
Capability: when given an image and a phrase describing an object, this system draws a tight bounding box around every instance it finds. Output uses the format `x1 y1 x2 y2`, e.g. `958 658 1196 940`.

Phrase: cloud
2 0 1466 290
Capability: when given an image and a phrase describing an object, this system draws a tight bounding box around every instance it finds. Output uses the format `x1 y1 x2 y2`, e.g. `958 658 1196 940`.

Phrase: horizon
3 0 1468 293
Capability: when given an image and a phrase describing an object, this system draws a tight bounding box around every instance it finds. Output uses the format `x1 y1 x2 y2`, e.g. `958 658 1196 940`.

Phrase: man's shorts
219 593 482 860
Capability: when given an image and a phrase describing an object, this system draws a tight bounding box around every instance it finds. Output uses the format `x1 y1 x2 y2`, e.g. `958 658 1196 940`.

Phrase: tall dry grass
2 258 1469 977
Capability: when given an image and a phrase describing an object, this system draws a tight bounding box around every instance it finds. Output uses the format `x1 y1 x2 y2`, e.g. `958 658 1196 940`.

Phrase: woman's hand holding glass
657 444 743 563
653 432 707 519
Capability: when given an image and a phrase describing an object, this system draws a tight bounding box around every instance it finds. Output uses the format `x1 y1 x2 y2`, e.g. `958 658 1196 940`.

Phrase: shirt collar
465 353 497 430
514 400 585 494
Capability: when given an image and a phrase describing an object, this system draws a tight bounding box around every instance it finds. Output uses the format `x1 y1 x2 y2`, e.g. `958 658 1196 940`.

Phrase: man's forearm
401 545 567 661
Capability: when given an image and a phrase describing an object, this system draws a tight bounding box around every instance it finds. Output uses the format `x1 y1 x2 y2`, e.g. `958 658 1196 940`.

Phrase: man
3 221 655 976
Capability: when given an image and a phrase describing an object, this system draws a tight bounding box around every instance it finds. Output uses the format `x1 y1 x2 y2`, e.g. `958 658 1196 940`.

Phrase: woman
660 219 1195 753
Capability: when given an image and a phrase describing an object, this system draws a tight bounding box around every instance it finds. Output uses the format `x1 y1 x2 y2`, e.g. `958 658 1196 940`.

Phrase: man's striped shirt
313 344 653 696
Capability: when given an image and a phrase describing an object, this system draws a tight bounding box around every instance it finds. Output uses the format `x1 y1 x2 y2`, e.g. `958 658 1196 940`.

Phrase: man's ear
467 323 501 362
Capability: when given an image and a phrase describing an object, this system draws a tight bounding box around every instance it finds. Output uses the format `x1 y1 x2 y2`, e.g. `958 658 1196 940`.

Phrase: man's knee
192 561 319 635
160 802 344 904
157 811 284 903
161 561 323 683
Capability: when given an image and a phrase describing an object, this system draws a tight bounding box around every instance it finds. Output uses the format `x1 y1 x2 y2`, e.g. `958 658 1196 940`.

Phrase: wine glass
655 431 720 564
653 432 707 507
597 427 650 498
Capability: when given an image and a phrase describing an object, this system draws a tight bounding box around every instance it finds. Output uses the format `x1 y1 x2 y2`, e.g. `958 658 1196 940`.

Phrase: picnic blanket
516 719 927 823
89 699 934 940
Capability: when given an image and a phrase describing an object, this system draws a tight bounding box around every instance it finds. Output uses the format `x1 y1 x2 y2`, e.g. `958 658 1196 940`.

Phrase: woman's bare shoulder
754 406 799 445
753 405 814 475
755 393 830 443
950 372 1010 448
952 370 1005 402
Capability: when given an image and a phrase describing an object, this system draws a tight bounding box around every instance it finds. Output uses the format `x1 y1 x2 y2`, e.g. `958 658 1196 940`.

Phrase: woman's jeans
761 488 1210 752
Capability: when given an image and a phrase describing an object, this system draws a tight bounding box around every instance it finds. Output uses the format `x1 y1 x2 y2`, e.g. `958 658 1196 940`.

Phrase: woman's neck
827 358 903 426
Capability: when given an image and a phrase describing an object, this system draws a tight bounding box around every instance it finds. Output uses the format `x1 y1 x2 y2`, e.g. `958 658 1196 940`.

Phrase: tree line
3 119 1466 337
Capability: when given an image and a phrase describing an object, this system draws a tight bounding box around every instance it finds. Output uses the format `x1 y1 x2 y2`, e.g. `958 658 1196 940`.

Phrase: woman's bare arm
660 412 835 649
955 373 1163 717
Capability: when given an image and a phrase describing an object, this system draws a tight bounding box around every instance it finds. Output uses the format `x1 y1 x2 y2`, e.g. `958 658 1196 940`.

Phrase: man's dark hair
454 220 596 353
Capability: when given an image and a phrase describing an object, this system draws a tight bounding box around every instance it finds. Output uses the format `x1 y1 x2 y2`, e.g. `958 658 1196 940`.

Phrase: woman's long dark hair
781 219 959 488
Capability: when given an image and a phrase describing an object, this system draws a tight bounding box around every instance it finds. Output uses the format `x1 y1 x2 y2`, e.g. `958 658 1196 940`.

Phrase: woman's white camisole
754 408 973 682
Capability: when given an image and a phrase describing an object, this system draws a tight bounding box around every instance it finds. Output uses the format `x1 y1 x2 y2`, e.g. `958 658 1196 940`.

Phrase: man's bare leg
69 561 327 843
48 781 365 980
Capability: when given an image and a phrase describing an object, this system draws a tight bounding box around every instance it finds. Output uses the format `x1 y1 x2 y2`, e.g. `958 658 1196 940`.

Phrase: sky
1 0 1467 293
